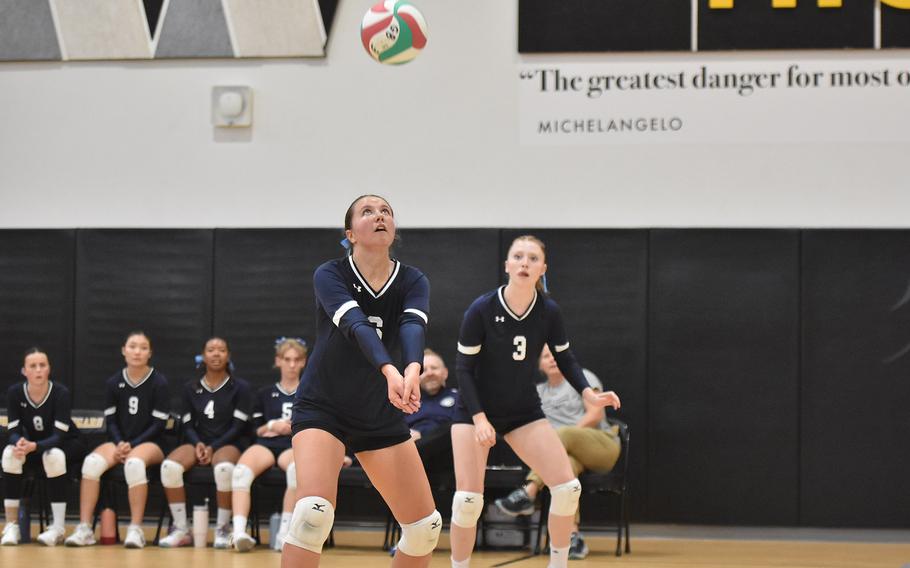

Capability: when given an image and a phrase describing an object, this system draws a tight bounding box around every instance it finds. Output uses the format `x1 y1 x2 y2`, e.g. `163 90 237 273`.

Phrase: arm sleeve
180 386 201 446
37 387 72 451
6 389 22 445
399 273 430 369
103 380 124 444
210 382 252 451
315 264 394 371
547 302 592 395
454 302 486 417
250 390 265 429
128 378 170 446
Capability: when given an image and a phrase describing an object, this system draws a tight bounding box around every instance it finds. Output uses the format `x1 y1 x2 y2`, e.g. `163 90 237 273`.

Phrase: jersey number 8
33 416 44 431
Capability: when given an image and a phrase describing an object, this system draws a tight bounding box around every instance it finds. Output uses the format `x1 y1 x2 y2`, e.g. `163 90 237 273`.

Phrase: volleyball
360 1 427 65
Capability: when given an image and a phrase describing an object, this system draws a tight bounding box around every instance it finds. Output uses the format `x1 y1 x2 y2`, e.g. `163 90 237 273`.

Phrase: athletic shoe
213 525 232 549
273 529 286 552
495 488 535 516
37 526 65 546
159 527 192 548
233 531 255 552
568 532 589 560
1 523 21 546
65 523 97 547
124 525 146 549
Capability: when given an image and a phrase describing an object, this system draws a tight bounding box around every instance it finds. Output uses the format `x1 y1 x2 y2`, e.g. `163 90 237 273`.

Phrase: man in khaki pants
494 346 621 560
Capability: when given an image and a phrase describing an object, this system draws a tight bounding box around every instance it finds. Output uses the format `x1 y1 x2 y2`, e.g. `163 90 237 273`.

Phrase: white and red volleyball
360 1 428 65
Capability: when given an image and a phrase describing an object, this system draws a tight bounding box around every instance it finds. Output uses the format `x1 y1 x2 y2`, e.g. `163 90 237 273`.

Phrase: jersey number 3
513 335 527 361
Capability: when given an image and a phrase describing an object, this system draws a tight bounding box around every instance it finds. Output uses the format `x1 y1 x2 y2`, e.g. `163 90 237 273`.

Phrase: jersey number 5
203 399 215 420
513 335 527 361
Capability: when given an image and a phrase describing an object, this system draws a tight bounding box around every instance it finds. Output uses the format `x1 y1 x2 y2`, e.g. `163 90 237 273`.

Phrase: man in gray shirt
495 346 621 559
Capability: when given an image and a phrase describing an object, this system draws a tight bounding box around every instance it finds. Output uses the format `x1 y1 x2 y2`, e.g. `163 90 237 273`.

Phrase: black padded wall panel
801 231 910 527
0 230 75 405
74 230 214 409
212 229 340 390
648 230 799 524
394 229 501 372
500 229 649 518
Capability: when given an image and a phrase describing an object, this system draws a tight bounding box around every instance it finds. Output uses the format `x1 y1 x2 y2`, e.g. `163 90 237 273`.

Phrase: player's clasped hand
384 364 421 414
583 388 621 410
472 415 497 448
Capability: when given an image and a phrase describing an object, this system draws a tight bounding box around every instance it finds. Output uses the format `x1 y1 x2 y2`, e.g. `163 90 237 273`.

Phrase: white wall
0 0 907 228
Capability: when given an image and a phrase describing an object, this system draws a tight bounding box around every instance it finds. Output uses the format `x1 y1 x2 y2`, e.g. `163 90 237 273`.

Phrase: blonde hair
508 235 547 293
275 338 308 359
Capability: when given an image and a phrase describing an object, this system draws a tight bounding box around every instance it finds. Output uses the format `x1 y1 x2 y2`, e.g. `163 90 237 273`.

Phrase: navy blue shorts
452 406 546 435
292 402 410 454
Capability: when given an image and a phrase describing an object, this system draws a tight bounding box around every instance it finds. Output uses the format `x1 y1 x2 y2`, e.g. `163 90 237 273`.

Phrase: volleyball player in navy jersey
158 337 252 548
282 195 441 568
230 337 306 552
66 331 170 548
2 348 84 546
449 236 621 568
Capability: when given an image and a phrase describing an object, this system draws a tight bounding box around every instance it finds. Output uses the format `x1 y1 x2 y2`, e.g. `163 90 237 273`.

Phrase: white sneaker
233 531 255 552
65 523 97 547
124 525 146 549
159 527 192 548
273 529 286 552
1 523 21 546
213 525 232 549
37 526 65 546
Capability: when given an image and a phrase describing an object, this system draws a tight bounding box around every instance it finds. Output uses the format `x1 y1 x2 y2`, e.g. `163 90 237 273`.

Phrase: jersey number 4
203 399 215 419
513 335 527 361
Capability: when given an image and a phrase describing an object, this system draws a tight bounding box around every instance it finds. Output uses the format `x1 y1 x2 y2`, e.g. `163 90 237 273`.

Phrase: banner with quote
518 58 910 145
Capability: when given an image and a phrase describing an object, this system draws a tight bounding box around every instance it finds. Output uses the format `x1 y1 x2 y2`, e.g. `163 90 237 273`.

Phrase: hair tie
541 274 550 294
194 354 204 369
340 237 351 250
275 336 307 348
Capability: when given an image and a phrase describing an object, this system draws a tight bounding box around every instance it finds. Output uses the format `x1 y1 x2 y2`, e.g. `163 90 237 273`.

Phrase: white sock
170 502 187 531
549 545 570 568
4 499 19 518
232 515 247 535
451 556 471 568
279 512 291 533
217 508 231 529
128 523 142 532
51 502 66 530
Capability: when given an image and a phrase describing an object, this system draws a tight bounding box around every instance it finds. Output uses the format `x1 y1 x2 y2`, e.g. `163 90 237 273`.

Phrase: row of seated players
0 334 451 551
1 334 619 560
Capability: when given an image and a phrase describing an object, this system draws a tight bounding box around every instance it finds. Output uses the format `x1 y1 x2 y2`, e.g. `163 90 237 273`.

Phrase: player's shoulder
466 289 499 314
398 262 428 284
50 380 71 397
314 257 348 278
230 376 251 390
149 368 169 384
257 382 277 396
6 381 24 399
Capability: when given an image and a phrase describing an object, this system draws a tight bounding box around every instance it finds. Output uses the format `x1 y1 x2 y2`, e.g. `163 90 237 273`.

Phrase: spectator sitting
406 348 458 476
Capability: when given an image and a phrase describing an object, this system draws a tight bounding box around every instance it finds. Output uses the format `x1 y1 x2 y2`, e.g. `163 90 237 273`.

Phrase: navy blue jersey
294 256 429 433
252 383 296 450
5 381 77 451
180 376 252 450
102 368 170 446
455 286 591 420
405 387 458 436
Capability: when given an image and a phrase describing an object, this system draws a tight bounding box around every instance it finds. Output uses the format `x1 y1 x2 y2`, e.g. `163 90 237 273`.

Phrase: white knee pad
286 462 297 490
81 452 108 481
397 509 442 557
123 457 148 488
231 464 254 492
213 462 235 492
2 445 24 475
42 448 67 478
451 491 483 528
284 496 335 554
549 478 582 517
160 459 185 488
